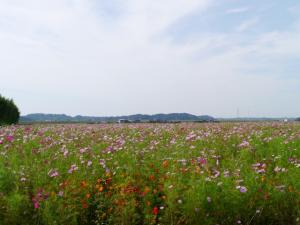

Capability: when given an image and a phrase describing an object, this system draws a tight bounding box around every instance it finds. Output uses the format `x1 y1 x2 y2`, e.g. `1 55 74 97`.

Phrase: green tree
0 95 20 125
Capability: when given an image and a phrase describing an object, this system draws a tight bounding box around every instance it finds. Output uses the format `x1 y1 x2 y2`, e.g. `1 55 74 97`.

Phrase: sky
0 0 300 117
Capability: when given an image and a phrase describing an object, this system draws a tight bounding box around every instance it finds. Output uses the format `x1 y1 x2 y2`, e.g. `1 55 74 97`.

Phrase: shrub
0 95 20 125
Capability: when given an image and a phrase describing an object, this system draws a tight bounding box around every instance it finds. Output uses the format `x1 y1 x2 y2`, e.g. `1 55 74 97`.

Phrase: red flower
152 206 159 215
149 175 155 181
106 178 112 185
82 202 88 209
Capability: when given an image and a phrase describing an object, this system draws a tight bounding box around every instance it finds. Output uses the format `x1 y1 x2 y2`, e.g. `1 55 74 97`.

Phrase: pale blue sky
0 0 299 117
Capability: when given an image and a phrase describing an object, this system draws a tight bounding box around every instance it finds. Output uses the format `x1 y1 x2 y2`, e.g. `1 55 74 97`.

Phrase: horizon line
20 112 297 119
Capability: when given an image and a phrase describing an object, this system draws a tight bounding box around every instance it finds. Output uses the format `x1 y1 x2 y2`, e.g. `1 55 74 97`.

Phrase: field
0 123 299 225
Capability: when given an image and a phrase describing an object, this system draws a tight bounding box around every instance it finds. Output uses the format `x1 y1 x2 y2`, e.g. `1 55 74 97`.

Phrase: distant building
118 119 131 123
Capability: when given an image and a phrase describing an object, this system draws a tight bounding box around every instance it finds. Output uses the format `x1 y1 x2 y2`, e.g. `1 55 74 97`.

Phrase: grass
0 122 299 225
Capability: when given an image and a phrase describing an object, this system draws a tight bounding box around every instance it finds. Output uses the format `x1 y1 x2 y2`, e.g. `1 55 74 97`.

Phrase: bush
0 95 20 125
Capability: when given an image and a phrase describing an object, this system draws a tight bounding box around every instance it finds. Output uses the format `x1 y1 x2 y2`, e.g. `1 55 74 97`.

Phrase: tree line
0 95 20 125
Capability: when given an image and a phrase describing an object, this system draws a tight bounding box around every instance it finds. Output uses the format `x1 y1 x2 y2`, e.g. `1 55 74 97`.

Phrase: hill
20 113 216 123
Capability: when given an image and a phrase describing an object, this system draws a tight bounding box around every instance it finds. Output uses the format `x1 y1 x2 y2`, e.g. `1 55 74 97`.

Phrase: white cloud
226 7 249 14
236 17 260 32
0 0 299 117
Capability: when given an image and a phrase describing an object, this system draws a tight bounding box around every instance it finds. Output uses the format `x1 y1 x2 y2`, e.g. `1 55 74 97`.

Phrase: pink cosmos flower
256 169 265 174
236 186 247 193
223 170 230 177
80 148 87 154
48 169 59 178
99 159 106 168
238 140 250 148
170 138 176 144
63 150 69 157
252 162 266 174
6 135 14 143
68 164 78 174
197 157 207 165
34 202 39 209
186 132 196 141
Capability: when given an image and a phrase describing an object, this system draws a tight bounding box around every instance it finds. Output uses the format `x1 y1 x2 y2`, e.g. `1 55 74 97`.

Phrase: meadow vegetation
0 123 299 225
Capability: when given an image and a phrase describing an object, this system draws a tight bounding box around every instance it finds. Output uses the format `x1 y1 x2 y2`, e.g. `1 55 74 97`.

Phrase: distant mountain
217 117 297 122
23 113 73 122
20 113 216 123
198 115 215 122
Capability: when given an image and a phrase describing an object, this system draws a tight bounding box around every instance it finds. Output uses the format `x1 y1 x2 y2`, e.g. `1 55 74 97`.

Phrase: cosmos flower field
0 123 299 225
